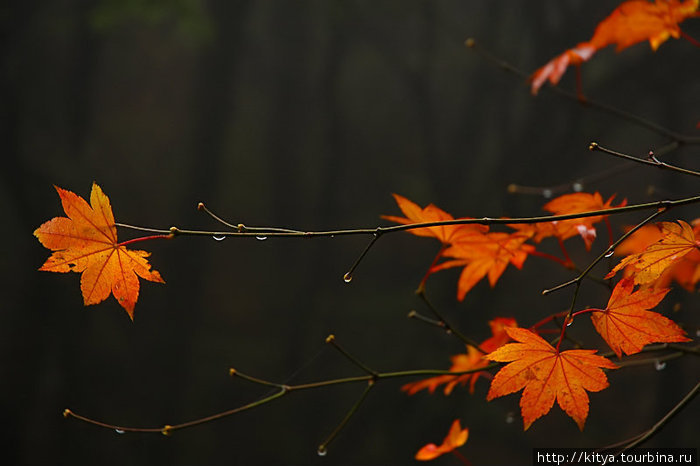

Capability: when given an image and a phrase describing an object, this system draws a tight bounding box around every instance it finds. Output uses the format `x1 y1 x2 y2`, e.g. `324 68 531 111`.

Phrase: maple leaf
433 232 534 300
587 278 690 357
607 220 700 285
615 220 700 290
530 0 700 94
382 193 487 244
486 327 617 431
34 183 165 320
402 317 517 396
415 419 469 461
510 192 624 250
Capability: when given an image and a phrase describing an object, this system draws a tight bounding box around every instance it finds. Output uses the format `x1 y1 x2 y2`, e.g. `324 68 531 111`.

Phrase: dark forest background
3 1 699 464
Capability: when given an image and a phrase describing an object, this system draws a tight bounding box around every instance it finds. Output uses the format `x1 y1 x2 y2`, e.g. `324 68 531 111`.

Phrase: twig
464 39 700 145
542 208 667 296
590 142 700 178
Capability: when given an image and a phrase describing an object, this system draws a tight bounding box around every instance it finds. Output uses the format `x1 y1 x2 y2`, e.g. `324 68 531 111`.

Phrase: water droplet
695 329 700 337
654 360 666 371
542 189 553 199
317 445 328 456
505 412 515 424
566 319 573 327
343 273 353 283
255 236 267 241
604 249 615 258
212 235 226 241
572 182 583 192
115 429 125 435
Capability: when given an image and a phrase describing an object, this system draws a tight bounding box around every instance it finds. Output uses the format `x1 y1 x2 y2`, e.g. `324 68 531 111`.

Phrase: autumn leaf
34 183 165 320
615 220 700 290
403 318 517 396
607 220 700 285
486 327 617 431
530 0 700 94
382 193 487 244
415 419 469 461
510 192 624 250
433 232 534 300
587 278 690 357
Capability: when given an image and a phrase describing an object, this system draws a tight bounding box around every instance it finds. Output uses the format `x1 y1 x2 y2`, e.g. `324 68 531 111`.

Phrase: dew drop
343 273 353 283
255 236 268 241
542 189 553 199
115 429 125 435
212 235 226 241
604 249 615 258
317 445 328 457
572 182 583 192
654 360 666 371
505 412 515 424
566 319 573 327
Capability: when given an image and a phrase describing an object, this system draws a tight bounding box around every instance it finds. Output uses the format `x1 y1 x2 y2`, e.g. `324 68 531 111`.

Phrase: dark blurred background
3 1 699 464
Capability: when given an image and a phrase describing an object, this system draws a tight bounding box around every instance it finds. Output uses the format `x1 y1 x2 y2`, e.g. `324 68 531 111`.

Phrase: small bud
63 409 72 418
161 425 173 436
325 334 335 344
588 142 598 151
229 368 237 376
465 38 475 48
507 183 517 193
197 202 205 211
169 226 179 235
237 224 245 232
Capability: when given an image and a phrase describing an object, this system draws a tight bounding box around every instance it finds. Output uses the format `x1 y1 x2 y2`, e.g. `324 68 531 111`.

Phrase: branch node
63 408 72 418
161 425 173 437
589 142 599 151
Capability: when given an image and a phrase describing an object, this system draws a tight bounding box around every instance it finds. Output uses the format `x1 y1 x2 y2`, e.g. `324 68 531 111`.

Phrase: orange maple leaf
415 419 469 461
510 192 624 250
615 220 700 290
531 0 700 94
382 193 487 244
433 232 534 300
587 279 690 357
34 183 165 320
402 318 517 396
486 327 617 431
607 220 700 285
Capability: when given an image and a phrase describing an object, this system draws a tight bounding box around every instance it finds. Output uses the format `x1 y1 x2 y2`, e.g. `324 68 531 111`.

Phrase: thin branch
542 208 667 296
464 39 700 144
608 378 700 452
416 288 486 353
116 194 700 240
326 335 377 377
317 380 375 456
590 142 700 178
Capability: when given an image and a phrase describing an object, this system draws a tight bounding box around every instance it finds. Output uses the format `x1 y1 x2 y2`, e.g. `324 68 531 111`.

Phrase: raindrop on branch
255 236 267 241
317 445 328 457
604 249 615 258
343 273 353 283
654 360 666 371
212 235 226 241
115 429 125 435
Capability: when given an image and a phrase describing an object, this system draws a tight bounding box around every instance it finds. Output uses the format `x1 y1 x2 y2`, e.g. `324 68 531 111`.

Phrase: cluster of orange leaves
384 193 693 440
530 0 699 94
